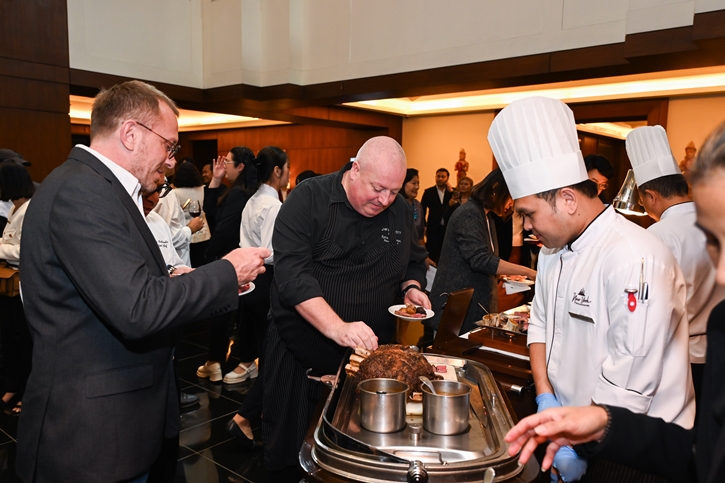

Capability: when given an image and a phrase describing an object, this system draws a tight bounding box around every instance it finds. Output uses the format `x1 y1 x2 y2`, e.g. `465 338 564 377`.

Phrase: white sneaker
223 362 258 384
196 362 222 382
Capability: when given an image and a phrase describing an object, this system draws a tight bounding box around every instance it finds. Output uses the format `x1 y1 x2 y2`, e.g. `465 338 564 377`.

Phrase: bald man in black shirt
262 137 429 476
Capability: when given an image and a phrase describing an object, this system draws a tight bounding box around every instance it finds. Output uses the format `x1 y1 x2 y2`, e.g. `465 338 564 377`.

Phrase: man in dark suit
17 80 269 483
420 167 452 263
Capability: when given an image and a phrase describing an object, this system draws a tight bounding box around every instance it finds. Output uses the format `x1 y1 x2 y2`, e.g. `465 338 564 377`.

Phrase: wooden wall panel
179 124 387 186
0 108 71 181
0 0 68 66
0 0 70 182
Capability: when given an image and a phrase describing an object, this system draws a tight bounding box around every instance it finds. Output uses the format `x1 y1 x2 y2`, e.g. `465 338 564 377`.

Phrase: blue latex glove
552 446 588 482
535 392 561 413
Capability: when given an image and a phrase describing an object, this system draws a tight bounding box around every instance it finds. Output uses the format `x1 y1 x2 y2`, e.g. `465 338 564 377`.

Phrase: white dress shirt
77 144 143 215
529 206 695 428
145 210 186 268
153 190 191 266
0 200 30 266
240 183 281 265
648 202 725 363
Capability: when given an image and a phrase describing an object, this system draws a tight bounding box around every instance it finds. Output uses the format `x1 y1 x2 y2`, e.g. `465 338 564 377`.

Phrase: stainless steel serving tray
305 353 526 482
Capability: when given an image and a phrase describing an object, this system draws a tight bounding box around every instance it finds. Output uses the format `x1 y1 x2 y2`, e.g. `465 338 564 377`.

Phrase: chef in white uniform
627 126 725 401
153 183 202 267
488 97 695 482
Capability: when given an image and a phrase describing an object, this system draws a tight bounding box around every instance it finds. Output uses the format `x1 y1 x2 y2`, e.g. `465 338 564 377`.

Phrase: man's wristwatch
401 284 421 297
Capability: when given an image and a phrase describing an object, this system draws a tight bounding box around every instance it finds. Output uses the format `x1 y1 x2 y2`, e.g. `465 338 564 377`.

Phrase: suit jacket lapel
71 147 167 273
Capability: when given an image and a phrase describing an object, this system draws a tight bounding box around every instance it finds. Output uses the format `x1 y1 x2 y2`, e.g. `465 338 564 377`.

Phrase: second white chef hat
625 125 680 185
488 96 587 200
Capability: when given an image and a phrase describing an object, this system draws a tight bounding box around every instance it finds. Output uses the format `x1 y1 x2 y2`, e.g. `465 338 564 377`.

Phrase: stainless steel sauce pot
422 380 471 435
358 378 409 433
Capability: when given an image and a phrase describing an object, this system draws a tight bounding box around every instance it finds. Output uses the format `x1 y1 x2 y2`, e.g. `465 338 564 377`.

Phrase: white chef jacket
153 190 191 267
0 200 30 266
145 210 186 268
648 202 725 364
240 183 281 265
173 186 211 244
529 206 695 428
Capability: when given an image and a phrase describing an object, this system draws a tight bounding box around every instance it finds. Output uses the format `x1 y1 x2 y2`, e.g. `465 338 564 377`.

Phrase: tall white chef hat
488 96 587 200
625 125 680 185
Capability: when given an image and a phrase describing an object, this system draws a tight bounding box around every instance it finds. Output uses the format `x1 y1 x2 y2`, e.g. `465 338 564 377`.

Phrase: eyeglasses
155 182 173 198
135 121 181 158
589 179 608 191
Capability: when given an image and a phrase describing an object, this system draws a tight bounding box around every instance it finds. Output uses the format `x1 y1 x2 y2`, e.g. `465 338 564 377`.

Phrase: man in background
584 154 614 203
421 167 452 263
18 80 268 483
628 125 725 402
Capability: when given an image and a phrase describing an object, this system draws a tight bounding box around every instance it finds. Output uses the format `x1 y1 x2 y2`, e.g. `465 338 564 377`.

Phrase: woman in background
401 168 425 244
173 160 211 267
226 146 289 448
427 169 536 335
0 161 35 414
197 147 260 383
443 176 474 226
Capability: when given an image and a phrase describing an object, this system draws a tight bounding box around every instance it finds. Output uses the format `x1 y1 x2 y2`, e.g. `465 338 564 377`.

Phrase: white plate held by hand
238 282 256 296
388 304 434 321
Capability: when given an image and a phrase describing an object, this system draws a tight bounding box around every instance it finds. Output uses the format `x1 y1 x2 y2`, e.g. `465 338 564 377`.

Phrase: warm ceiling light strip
346 71 725 116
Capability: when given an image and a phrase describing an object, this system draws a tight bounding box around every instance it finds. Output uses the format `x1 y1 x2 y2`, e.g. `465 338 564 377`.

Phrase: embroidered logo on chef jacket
394 229 402 244
381 227 390 243
571 288 591 307
157 239 169 250
569 288 595 323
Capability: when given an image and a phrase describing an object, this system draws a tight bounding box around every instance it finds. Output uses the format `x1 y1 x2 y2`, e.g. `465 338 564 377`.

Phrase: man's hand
330 321 378 351
504 406 609 471
187 217 203 233
222 247 270 285
404 286 431 309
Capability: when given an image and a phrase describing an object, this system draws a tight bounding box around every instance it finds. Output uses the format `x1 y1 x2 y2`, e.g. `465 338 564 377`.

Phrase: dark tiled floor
0 320 280 483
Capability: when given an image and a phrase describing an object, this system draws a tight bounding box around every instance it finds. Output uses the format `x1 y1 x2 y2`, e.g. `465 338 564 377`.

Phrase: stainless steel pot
358 378 409 433
422 380 471 435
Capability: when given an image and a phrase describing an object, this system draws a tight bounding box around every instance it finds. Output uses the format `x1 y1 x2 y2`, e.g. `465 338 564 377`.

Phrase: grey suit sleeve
48 175 238 340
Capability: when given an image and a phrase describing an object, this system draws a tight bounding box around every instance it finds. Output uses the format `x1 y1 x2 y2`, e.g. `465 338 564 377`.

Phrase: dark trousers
207 311 234 363
0 295 32 395
237 266 273 421
190 241 210 268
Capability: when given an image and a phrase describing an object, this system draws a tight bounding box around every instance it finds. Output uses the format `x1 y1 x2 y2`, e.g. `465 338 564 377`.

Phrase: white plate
238 282 256 296
502 277 535 287
388 304 434 321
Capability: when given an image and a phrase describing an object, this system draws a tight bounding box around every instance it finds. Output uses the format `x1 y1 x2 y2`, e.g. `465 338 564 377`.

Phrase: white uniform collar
76 144 143 215
659 201 695 221
257 183 279 199
567 205 613 252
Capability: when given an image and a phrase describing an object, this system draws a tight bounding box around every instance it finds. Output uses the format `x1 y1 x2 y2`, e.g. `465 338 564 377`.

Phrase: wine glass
188 200 201 218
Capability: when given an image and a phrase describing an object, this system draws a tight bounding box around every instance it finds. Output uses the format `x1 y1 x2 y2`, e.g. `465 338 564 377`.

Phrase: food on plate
505 275 528 282
346 345 439 396
238 283 251 293
394 304 427 318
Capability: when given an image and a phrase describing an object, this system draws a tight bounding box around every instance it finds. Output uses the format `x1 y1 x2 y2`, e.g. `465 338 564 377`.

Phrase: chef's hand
504 406 609 471
187 217 204 233
404 286 431 309
536 393 561 413
222 247 269 285
551 446 587 482
332 321 378 351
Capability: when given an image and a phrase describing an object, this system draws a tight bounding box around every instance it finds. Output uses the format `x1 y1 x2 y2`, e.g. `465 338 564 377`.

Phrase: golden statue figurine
454 148 469 181
679 141 697 175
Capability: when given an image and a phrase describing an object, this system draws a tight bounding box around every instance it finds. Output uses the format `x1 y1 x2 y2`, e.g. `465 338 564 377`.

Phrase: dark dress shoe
225 419 262 450
180 392 199 408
